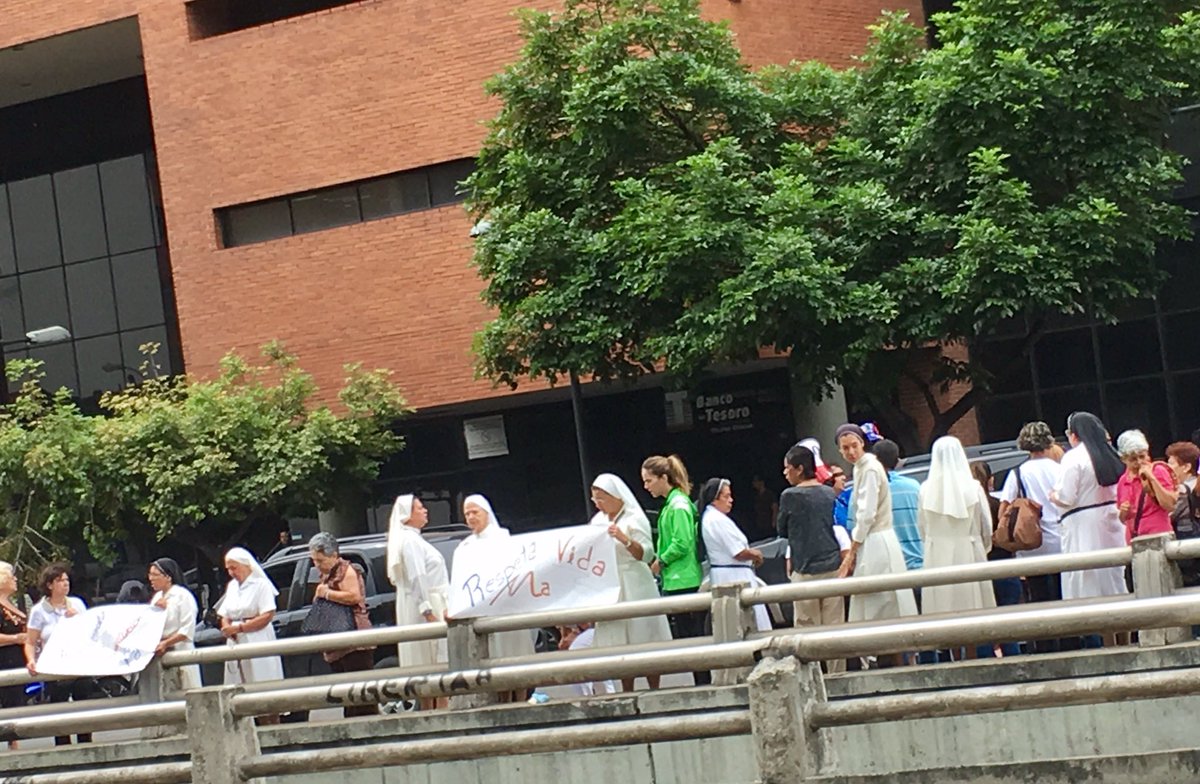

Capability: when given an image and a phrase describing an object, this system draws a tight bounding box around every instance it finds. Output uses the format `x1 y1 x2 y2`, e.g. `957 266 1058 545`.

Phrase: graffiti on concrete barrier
323 669 495 705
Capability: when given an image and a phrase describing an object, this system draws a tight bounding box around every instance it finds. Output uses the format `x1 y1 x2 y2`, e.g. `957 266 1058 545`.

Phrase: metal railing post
711 584 755 686
1132 533 1190 646
186 686 261 784
747 656 832 784
446 619 497 709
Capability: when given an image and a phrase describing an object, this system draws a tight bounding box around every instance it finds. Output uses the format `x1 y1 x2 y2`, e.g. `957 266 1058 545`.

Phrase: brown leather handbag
994 465 1044 552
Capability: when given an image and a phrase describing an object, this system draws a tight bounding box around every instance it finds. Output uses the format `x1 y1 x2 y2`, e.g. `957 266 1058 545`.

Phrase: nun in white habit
386 494 450 669
215 547 284 687
698 478 772 632
455 494 536 663
589 473 672 690
917 437 996 615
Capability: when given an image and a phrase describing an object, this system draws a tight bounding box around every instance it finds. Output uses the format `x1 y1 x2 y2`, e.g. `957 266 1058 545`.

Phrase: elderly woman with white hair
455 494 534 701
215 547 284 722
1115 429 1176 544
386 494 450 710
307 532 377 717
589 473 672 691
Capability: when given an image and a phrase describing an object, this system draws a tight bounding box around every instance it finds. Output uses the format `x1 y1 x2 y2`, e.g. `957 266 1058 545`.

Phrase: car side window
264 562 297 612
370 553 391 594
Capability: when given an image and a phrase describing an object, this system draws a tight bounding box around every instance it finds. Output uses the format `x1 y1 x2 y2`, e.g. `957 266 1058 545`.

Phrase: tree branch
659 103 707 152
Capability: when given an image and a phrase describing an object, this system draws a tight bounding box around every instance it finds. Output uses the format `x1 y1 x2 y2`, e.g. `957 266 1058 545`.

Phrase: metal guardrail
3 593 1198 740
0 534 1194 693
4 588 1200 783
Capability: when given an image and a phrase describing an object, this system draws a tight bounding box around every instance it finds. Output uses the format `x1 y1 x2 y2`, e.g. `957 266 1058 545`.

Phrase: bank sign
694 392 754 434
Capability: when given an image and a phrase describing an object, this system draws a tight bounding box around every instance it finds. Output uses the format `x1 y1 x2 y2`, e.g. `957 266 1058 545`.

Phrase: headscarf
386 494 415 584
1067 411 1123 487
698 477 731 511
835 423 867 446
224 547 278 597
463 493 505 537
797 438 833 483
861 422 884 444
592 473 652 530
151 557 187 589
920 436 979 519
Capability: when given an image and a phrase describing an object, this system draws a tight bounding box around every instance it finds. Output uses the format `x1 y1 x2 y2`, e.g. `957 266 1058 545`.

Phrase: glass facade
977 197 1200 449
0 152 175 399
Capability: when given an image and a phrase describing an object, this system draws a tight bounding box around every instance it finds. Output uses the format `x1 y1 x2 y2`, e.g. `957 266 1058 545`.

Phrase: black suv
193 526 471 688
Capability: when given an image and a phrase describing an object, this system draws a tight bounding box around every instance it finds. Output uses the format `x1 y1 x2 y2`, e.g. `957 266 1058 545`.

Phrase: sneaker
527 691 551 705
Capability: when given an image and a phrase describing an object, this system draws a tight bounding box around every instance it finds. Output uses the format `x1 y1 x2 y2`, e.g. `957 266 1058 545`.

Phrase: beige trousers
790 570 846 674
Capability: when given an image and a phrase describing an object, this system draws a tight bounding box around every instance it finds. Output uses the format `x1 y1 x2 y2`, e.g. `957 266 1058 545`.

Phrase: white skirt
1061 506 1128 600
849 529 918 622
397 587 449 668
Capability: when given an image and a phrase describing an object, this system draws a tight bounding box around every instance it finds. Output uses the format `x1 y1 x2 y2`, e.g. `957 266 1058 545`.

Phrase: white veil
591 473 651 530
920 436 979 519
463 493 506 535
386 494 415 585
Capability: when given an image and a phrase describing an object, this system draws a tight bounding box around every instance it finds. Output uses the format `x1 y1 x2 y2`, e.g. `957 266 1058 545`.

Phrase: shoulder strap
1133 489 1148 538
1014 464 1027 500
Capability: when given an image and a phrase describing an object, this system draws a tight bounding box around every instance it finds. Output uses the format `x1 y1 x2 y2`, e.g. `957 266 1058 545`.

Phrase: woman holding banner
589 473 671 691
457 494 535 701
147 557 202 691
24 562 94 745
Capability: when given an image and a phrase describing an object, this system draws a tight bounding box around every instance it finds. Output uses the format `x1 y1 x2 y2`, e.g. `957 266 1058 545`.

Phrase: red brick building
31 0 1177 537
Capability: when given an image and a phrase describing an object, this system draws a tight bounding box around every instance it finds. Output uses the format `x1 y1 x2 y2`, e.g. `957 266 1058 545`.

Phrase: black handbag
300 597 354 635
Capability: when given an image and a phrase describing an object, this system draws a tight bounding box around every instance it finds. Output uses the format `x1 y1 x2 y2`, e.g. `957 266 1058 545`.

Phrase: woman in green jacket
641 454 711 686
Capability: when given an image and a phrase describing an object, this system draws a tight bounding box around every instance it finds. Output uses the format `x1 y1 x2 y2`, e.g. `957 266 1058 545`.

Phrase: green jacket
655 487 702 591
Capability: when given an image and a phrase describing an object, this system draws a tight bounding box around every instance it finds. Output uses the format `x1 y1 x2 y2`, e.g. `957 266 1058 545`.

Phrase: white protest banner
36 604 167 677
449 524 620 618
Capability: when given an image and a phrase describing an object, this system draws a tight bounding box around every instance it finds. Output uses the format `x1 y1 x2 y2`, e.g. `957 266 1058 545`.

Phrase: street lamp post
471 219 593 520
0 325 74 403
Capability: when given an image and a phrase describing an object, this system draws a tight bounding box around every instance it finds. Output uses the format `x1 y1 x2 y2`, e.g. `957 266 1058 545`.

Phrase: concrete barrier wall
6 644 1200 782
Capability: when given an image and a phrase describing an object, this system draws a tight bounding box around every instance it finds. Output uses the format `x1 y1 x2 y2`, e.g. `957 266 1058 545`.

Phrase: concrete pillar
710 584 756 686
186 686 261 784
446 619 497 709
1131 533 1190 646
138 657 184 739
317 485 368 538
790 380 848 445
747 656 833 784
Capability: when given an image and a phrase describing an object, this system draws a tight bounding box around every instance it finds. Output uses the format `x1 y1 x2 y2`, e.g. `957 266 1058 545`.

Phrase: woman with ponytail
641 454 710 686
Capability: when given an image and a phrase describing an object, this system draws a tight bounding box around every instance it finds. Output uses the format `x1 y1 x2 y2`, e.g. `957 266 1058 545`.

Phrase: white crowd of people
3 409 1198 735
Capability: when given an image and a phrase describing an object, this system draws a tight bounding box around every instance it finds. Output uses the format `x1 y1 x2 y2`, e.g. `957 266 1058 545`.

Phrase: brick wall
1 0 925 410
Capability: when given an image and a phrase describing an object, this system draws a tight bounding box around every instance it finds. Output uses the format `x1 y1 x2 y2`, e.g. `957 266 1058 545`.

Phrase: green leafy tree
470 0 1199 450
836 1 1200 445
468 0 891 393
0 344 409 573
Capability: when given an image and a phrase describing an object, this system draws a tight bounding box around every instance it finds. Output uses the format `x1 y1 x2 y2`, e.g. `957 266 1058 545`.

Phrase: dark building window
187 0 366 39
0 78 179 402
0 153 176 400
216 158 475 248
